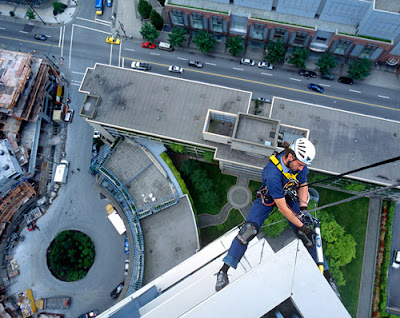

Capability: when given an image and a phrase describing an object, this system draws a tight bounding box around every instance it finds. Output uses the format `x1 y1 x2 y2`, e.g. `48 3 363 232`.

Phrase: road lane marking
349 89 361 93
290 78 301 81
319 84 330 87
206 62 216 66
261 72 273 76
96 18 111 25
71 23 110 34
72 71 85 75
61 25 65 61
125 48 135 51
177 57 188 60
0 27 5 30
378 95 390 99
122 56 399 113
150 52 160 56
59 26 62 47
19 31 28 34
0 35 57 46
233 67 244 71
71 83 81 87
77 16 111 27
118 41 122 67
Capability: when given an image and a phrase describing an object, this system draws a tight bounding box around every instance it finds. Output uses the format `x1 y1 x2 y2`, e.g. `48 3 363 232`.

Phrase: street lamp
25 1 46 25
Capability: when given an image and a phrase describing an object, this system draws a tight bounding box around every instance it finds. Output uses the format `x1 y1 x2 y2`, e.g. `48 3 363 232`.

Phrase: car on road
106 0 112 6
34 34 48 41
188 60 203 68
106 37 120 45
141 42 156 49
110 282 124 299
93 130 100 139
258 97 272 103
338 77 353 85
78 310 99 318
392 249 400 269
299 69 317 78
321 73 335 80
308 83 324 93
240 58 255 66
124 259 129 276
64 109 74 123
258 61 273 69
168 65 184 73
124 237 129 254
131 61 151 71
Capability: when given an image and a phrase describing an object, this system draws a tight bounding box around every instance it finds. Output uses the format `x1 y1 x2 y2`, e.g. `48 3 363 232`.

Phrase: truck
106 204 126 235
35 297 71 310
53 160 69 184
95 0 103 15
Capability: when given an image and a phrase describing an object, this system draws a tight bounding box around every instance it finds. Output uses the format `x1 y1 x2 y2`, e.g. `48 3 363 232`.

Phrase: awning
386 57 399 66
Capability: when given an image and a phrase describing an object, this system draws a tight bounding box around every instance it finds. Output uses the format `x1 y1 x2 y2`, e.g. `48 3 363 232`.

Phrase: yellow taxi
106 37 120 45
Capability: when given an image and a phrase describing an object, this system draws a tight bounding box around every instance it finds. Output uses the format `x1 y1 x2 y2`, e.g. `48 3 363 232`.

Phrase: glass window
171 10 184 26
333 40 351 55
251 24 264 40
360 44 377 59
211 17 223 33
293 31 308 46
191 13 203 29
274 28 286 41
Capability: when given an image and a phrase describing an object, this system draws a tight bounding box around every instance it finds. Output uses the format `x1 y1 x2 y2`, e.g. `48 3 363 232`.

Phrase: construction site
0 49 68 317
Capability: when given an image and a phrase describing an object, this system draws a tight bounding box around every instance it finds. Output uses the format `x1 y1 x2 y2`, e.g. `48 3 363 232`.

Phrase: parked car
106 37 120 45
299 69 317 78
34 34 48 41
308 83 324 93
240 58 255 66
338 77 353 85
64 109 74 122
124 259 129 276
131 61 151 71
110 282 124 299
258 61 273 69
168 65 184 73
321 73 335 80
106 0 112 6
392 249 400 269
78 310 99 318
124 237 129 254
141 42 156 49
188 60 203 68
258 97 272 103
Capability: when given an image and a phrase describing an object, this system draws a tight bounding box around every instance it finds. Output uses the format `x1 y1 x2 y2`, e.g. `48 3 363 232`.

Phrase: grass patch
200 209 244 246
338 32 391 43
168 3 228 14
315 186 368 317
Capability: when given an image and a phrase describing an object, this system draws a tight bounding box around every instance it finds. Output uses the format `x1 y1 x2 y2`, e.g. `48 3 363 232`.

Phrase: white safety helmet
290 138 316 165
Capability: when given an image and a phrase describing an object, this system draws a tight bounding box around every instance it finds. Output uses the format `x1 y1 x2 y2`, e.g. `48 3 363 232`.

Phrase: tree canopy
225 36 244 57
316 52 337 75
193 31 216 54
265 40 286 63
150 9 164 31
168 27 187 47
137 0 152 19
348 58 372 80
140 23 159 42
288 47 308 69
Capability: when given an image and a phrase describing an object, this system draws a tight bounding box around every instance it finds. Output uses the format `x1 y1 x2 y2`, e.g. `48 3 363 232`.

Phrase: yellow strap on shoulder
270 155 298 180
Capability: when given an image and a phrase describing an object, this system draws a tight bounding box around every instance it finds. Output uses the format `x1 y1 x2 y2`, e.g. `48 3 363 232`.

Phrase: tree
150 9 164 31
225 36 244 57
265 40 286 63
138 0 152 19
348 58 372 80
53 1 67 15
140 23 159 42
203 151 214 162
193 31 216 54
316 52 337 75
168 27 187 47
170 142 186 154
288 47 308 69
26 9 36 20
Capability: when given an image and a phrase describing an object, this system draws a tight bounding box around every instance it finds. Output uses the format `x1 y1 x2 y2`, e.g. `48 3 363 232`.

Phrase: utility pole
26 3 46 25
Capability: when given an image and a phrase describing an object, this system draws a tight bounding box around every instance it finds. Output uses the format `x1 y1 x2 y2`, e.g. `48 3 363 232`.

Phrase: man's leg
216 198 273 291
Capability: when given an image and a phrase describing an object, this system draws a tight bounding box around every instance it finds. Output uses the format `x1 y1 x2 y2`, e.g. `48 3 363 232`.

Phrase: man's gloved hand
296 224 316 248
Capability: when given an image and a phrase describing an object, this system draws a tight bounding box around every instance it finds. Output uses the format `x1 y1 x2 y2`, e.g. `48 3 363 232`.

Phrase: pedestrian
77 168 80 172
215 138 341 298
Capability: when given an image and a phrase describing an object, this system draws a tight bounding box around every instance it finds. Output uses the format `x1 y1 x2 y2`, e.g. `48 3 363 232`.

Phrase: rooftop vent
0 150 4 155
3 164 9 170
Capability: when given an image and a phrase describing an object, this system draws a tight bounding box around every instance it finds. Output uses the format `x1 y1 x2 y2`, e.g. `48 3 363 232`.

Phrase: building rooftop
375 0 400 13
98 229 350 317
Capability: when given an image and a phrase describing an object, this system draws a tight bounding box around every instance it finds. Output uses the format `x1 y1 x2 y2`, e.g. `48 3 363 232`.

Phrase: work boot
215 270 229 292
324 271 341 300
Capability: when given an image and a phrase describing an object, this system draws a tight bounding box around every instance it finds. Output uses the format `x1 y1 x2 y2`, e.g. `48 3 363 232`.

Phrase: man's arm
298 182 309 209
274 197 303 228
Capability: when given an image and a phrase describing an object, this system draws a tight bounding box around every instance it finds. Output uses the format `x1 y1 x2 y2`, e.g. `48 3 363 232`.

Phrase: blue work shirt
262 153 309 200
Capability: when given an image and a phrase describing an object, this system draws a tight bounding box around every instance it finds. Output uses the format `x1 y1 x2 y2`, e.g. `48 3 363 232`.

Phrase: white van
54 160 69 183
158 42 174 51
